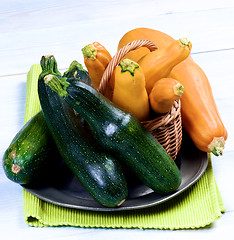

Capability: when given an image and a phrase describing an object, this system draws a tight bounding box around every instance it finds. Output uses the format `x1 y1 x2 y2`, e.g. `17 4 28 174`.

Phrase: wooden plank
0 2 234 76
1 0 234 31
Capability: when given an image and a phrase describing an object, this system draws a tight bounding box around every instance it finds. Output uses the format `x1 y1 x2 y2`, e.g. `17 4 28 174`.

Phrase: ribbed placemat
23 64 225 229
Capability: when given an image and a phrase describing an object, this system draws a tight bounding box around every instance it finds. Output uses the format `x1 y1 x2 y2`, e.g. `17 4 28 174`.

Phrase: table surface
1 0 234 239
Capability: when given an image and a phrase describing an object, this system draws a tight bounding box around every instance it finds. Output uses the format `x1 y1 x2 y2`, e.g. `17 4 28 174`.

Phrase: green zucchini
2 111 62 186
46 72 182 195
38 55 128 207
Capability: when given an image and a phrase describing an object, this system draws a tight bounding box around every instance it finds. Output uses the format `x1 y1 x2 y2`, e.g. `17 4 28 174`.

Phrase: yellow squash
112 59 150 121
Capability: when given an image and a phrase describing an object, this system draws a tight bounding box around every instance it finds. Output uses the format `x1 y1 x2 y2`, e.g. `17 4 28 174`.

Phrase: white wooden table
1 0 234 239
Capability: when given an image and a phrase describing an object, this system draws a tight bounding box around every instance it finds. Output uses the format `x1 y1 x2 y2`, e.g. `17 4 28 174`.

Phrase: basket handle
98 39 158 94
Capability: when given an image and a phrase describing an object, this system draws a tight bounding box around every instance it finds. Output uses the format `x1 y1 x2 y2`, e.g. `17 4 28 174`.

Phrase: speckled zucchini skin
38 56 128 207
3 111 59 186
63 79 182 195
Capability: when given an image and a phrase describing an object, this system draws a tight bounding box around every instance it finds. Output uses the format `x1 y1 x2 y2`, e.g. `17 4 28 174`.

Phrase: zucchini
38 55 128 207
46 73 182 195
2 111 62 186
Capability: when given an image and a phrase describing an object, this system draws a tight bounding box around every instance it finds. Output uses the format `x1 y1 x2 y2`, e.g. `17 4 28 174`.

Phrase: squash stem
119 59 139 76
173 83 184 97
179 38 191 48
208 137 225 156
82 44 97 60
44 74 69 97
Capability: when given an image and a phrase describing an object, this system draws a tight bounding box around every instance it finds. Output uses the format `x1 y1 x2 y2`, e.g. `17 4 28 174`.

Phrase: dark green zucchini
2 111 62 186
38 55 128 207
46 73 182 195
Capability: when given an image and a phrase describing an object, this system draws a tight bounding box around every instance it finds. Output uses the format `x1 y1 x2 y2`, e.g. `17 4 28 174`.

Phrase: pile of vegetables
117 27 228 156
2 28 228 208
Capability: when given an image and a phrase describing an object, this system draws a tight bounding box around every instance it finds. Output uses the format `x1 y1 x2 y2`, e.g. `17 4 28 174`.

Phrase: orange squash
82 42 112 90
169 57 228 155
138 38 192 94
118 27 228 156
149 78 184 114
112 59 150 121
118 27 175 61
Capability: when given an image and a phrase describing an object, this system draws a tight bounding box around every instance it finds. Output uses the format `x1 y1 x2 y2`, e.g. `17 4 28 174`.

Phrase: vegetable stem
173 83 184 97
44 74 69 97
40 55 61 78
208 137 225 156
179 38 191 48
119 59 139 76
82 44 97 60
63 60 86 77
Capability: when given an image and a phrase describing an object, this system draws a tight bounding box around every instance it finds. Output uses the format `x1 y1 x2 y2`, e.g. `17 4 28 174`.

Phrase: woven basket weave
98 39 182 160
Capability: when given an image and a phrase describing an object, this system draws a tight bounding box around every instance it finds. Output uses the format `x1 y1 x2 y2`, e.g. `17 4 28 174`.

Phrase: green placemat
23 64 225 229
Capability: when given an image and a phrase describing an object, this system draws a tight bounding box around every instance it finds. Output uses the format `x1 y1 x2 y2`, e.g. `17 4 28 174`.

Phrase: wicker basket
98 39 182 160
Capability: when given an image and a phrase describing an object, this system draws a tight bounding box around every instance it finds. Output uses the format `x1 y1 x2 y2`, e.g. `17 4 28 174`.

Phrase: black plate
23 133 208 211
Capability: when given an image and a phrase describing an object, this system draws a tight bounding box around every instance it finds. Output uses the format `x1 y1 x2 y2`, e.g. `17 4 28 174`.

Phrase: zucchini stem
40 55 61 78
119 59 139 76
208 137 225 156
44 74 69 97
63 60 86 77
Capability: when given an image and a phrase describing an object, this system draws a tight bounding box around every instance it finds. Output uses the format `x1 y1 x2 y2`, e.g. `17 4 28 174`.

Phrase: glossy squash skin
82 42 112 91
118 27 228 156
2 111 63 186
112 59 150 121
38 55 128 207
149 78 184 114
138 38 192 94
46 77 182 195
169 57 228 155
118 27 176 61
